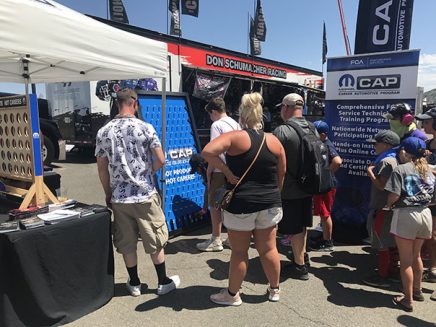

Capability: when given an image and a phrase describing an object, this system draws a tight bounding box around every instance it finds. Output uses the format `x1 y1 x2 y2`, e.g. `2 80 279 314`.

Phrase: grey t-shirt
368 157 397 210
385 161 435 208
273 117 314 200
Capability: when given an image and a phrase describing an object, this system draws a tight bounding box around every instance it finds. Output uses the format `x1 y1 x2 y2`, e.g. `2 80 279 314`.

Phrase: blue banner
354 0 414 54
325 50 419 229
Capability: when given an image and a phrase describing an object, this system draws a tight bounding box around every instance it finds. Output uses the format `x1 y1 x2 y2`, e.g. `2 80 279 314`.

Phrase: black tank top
225 129 282 214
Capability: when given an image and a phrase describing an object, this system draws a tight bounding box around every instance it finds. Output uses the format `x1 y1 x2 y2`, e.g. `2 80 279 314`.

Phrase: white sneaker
314 222 323 232
196 237 224 252
267 286 280 302
210 289 242 306
126 278 141 297
157 275 180 295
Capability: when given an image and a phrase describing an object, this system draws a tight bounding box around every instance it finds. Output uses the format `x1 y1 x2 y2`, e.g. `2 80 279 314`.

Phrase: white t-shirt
210 116 240 172
95 117 161 203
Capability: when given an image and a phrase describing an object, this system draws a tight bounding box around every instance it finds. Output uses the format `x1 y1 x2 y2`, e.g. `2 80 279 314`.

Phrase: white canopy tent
0 0 168 83
0 0 169 207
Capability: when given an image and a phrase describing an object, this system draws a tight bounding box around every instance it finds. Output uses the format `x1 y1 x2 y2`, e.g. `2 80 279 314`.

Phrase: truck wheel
42 135 55 165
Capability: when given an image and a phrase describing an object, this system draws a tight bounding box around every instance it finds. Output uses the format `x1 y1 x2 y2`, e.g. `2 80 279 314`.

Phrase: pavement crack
275 301 333 327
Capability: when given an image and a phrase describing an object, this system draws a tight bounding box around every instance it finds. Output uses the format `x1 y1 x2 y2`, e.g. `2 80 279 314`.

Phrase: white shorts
223 207 283 232
390 207 433 240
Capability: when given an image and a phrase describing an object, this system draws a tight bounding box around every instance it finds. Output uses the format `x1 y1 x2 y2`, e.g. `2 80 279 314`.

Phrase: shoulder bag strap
228 132 266 193
220 119 236 131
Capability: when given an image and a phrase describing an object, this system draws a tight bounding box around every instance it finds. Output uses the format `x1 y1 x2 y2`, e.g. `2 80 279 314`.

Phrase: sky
2 0 436 95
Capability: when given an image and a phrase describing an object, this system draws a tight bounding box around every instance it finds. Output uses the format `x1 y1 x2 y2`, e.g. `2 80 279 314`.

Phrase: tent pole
161 77 167 211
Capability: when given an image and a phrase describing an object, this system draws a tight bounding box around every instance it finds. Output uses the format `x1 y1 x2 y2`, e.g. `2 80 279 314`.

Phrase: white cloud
418 53 436 92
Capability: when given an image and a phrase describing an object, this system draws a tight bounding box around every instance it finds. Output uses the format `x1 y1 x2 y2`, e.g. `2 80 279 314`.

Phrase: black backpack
286 120 332 195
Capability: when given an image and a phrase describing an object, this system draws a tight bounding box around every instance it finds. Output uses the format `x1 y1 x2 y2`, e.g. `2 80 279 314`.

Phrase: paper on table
38 209 80 223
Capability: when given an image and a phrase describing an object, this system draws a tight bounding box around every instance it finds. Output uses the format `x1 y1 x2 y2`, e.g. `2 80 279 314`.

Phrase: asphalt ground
53 150 436 327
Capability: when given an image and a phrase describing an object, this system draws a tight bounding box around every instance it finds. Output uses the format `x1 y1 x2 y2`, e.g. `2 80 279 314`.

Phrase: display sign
325 49 419 227
354 0 414 54
167 43 323 87
0 95 34 182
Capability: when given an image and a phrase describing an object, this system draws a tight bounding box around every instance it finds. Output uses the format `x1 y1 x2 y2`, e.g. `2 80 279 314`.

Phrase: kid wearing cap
312 121 342 251
383 103 427 141
385 137 435 312
363 130 400 288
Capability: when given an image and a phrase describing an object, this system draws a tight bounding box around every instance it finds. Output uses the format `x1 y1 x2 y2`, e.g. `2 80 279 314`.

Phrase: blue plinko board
138 94 206 232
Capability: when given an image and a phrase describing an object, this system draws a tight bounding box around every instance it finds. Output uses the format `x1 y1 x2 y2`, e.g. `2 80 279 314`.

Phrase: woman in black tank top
202 92 286 306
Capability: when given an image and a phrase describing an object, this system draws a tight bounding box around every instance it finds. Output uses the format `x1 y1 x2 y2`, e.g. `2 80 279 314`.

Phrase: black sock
154 262 172 285
228 289 237 297
127 265 140 286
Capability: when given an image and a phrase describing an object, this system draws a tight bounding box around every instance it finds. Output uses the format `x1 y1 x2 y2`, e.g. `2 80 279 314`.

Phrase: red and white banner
167 43 322 88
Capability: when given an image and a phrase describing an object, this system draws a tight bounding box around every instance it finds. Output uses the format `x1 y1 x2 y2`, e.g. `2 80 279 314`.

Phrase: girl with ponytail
385 137 435 312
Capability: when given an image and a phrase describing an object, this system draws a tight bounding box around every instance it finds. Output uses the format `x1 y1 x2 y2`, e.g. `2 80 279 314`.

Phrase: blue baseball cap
400 137 426 158
313 120 329 134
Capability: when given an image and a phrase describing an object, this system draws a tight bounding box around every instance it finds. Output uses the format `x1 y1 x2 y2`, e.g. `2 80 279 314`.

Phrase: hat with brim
416 107 436 120
366 130 400 146
399 137 426 158
276 93 304 107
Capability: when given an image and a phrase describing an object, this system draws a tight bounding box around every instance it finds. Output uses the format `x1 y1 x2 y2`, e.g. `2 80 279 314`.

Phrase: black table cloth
0 211 114 327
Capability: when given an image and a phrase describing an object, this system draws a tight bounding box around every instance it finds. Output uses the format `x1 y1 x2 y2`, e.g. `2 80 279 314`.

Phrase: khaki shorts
112 193 169 254
390 207 433 240
223 207 283 232
208 172 226 207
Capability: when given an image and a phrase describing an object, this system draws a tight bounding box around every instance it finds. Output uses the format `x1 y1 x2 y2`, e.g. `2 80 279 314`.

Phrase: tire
42 135 55 165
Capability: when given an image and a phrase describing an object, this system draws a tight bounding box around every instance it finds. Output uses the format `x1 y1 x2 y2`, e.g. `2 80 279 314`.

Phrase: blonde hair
239 92 263 130
413 157 430 179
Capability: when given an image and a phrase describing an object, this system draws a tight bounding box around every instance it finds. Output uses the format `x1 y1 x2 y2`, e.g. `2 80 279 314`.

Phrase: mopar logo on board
338 73 401 96
339 74 355 88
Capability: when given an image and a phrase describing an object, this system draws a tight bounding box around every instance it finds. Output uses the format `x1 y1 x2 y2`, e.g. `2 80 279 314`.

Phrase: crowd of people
94 87 435 313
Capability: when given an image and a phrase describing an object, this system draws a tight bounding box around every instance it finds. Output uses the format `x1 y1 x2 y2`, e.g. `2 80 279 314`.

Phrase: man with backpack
273 93 331 280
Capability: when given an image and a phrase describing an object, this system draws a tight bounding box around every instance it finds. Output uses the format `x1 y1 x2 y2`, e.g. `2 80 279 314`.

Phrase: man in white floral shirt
95 88 180 297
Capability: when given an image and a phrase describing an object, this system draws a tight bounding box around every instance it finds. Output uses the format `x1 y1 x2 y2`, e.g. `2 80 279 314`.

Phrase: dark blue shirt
324 138 339 187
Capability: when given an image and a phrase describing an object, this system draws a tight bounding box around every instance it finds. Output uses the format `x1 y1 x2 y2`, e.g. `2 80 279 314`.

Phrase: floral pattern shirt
95 117 161 203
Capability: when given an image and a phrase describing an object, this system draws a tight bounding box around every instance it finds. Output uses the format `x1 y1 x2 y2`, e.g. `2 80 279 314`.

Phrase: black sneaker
362 275 391 288
316 240 334 252
422 270 436 283
284 263 309 281
286 251 310 268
